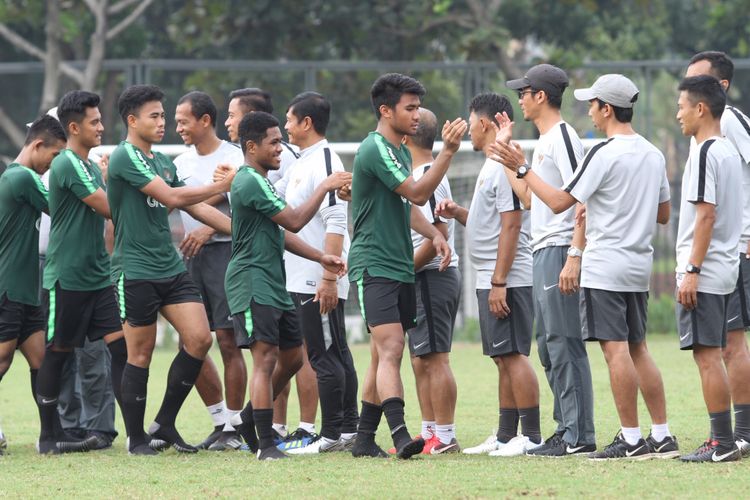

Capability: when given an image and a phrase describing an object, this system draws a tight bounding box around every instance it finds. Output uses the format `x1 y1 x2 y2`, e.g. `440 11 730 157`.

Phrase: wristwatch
685 264 701 274
516 163 530 179
567 246 583 258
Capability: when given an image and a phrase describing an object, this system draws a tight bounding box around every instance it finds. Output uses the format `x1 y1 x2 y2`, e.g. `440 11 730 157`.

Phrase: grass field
1 335 749 498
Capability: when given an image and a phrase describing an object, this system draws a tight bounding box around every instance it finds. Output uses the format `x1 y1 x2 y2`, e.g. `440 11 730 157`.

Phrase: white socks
272 423 288 438
435 424 455 445
621 426 642 446
299 421 316 434
206 401 226 428
651 423 671 442
224 409 240 432
421 420 436 440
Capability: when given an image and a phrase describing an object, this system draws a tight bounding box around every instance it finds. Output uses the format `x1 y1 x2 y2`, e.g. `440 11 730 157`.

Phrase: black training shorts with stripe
43 284 121 348
408 267 461 357
115 271 203 327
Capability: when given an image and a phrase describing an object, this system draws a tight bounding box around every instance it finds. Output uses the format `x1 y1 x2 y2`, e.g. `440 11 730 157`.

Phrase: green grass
1 335 749 498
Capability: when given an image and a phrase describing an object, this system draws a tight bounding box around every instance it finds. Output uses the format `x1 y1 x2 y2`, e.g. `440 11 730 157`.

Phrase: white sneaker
736 437 750 458
463 434 505 455
286 436 338 455
489 435 544 457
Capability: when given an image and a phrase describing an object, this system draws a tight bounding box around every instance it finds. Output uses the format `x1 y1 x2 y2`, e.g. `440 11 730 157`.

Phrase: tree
0 0 155 149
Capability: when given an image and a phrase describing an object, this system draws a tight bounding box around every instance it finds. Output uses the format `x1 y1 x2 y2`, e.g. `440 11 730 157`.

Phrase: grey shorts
676 291 730 350
533 246 581 340
408 267 461 357
726 254 750 331
185 242 233 331
581 288 647 343
477 286 533 357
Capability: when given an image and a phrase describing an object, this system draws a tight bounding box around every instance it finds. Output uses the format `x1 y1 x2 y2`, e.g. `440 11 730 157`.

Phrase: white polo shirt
721 105 750 248
529 121 584 251
466 158 532 289
410 162 459 272
268 142 299 186
174 140 243 244
675 136 742 295
564 134 670 292
282 139 349 299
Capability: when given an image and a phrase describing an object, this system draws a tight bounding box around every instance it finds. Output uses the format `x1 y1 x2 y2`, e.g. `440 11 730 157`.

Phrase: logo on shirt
146 196 166 208
162 169 173 183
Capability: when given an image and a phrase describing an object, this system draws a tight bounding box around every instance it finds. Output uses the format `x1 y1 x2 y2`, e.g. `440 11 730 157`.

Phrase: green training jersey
348 132 414 283
43 149 110 291
0 163 48 305
107 141 185 280
225 166 294 313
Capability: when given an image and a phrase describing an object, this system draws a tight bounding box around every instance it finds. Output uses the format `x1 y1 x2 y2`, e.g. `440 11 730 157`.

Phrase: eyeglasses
517 89 539 99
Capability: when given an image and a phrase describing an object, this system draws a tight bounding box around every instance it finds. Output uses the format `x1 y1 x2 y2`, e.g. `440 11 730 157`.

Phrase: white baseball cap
574 74 639 108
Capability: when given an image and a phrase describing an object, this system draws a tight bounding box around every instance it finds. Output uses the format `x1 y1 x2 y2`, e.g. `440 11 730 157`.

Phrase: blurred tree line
1 0 749 158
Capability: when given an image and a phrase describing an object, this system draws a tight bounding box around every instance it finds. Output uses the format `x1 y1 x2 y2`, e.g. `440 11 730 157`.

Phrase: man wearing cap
495 64 596 457
494 73 676 460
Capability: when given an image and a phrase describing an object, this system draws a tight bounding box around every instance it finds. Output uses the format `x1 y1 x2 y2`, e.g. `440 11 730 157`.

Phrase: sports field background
1 334 748 498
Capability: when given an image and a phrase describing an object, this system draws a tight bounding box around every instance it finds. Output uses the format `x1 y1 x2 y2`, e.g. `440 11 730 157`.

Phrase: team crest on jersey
537 153 544 164
163 169 173 182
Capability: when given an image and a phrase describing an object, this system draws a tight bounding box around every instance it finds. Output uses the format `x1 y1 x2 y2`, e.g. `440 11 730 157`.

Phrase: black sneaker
351 435 389 458
148 422 198 454
645 433 679 459
588 432 649 460
207 431 243 451
128 441 159 456
528 438 596 457
87 431 114 451
396 436 425 459
257 445 289 461
680 439 740 463
38 433 97 455
196 425 223 450
526 432 563 456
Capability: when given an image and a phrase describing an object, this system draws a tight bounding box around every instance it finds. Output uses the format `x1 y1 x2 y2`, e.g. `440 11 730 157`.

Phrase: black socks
35 350 71 439
382 397 411 450
121 363 149 446
497 407 519 443
519 406 542 443
153 349 203 427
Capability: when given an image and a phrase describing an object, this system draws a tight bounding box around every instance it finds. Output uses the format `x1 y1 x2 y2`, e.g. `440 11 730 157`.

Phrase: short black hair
469 92 514 123
177 91 218 126
678 75 726 119
370 73 426 119
238 111 279 154
57 90 100 130
288 92 331 135
229 88 273 114
538 89 562 109
595 99 634 123
118 84 165 126
25 115 67 146
689 51 734 84
411 108 437 151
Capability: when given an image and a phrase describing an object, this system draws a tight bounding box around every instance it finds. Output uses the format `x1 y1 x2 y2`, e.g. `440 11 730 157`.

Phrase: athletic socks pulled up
518 406 542 444
734 404 750 440
107 338 127 410
497 407 519 443
153 348 203 427
254 408 275 450
351 400 386 458
35 350 71 440
709 410 734 449
121 363 149 447
382 397 411 450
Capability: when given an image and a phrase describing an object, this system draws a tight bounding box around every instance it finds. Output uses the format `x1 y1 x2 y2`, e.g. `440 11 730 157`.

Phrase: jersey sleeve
722 108 750 164
117 143 157 189
564 151 607 203
316 150 348 235
686 142 718 205
494 164 522 213
14 168 49 211
248 172 287 217
60 151 99 200
370 137 408 191
552 124 584 181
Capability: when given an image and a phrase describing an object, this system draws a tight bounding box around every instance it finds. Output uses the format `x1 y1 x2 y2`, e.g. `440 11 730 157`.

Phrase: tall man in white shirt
501 64 596 456
685 51 750 456
403 108 461 454
494 74 675 460
275 92 359 454
438 93 542 457
173 91 246 451
674 75 743 462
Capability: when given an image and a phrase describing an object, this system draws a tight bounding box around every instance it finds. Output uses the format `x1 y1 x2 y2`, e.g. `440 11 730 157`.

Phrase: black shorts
581 288 648 343
477 287 534 357
676 291 730 350
0 293 45 346
232 299 302 350
43 284 121 348
356 271 416 333
185 242 233 331
291 292 347 357
116 271 203 327
408 267 461 357
726 254 750 331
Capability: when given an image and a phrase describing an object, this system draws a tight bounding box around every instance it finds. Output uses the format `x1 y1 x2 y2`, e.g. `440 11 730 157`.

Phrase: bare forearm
493 227 521 282
322 233 344 279
504 168 531 208
185 203 230 235
169 183 227 208
524 171 576 214
414 239 437 270
689 211 715 267
287 183 331 232
285 231 323 262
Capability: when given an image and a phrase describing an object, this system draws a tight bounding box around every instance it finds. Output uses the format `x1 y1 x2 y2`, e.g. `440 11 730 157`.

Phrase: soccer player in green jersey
347 73 466 459
0 115 66 453
224 111 350 460
34 90 131 454
108 85 235 455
